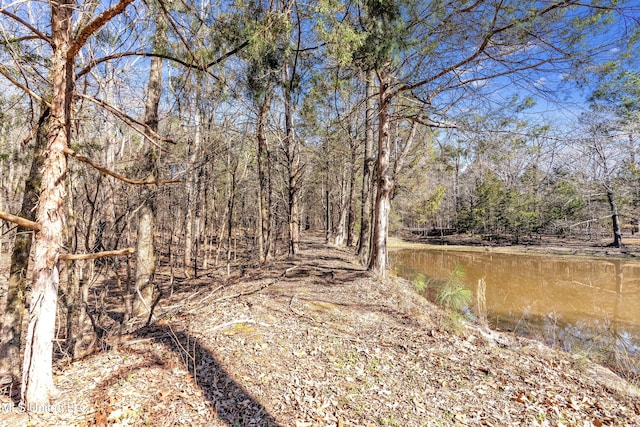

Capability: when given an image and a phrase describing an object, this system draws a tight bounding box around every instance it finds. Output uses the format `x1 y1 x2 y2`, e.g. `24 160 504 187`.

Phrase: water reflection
390 249 640 372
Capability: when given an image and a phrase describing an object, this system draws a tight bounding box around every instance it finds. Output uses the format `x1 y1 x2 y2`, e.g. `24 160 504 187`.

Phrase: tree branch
396 1 571 96
0 10 51 44
0 210 41 231
0 66 50 108
206 40 250 68
76 51 219 80
68 0 135 60
60 247 134 260
64 148 183 186
76 93 175 150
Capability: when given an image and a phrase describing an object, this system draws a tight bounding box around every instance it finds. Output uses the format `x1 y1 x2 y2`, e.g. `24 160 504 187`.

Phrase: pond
390 247 640 371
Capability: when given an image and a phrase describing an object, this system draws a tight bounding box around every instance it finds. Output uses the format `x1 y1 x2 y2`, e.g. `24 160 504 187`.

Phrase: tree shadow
95 324 282 426
136 324 281 426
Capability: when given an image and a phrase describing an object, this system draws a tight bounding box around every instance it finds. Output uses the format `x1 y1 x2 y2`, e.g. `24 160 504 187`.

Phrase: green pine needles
436 264 473 312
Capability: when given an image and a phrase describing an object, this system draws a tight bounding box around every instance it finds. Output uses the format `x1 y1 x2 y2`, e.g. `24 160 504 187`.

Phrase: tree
320 0 623 275
133 9 166 319
9 0 134 407
0 107 48 387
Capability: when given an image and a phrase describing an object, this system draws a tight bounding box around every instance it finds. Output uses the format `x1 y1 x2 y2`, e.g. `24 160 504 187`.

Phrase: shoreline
389 234 640 260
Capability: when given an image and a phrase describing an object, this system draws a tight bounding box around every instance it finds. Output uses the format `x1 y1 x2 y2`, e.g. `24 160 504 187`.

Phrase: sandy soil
1 235 639 426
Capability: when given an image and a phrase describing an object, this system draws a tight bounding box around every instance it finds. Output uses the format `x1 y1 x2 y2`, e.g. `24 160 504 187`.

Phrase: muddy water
390 248 640 356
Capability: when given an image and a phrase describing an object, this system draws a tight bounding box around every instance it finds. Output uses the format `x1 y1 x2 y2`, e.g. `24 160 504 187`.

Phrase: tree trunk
345 143 358 247
256 98 272 262
226 167 237 277
184 108 201 274
285 78 300 256
133 206 156 317
21 0 73 405
357 70 376 260
334 168 348 246
607 188 622 248
0 108 48 387
368 69 392 276
133 16 165 317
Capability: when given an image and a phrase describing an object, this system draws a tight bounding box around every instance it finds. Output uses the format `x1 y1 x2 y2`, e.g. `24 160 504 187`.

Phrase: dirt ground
1 235 640 426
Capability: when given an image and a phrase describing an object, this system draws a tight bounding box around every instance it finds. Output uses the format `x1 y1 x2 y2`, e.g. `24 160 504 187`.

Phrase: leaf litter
1 236 639 426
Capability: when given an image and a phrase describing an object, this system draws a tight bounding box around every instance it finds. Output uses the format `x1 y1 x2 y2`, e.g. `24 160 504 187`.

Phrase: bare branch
0 65 50 108
206 40 250 69
403 114 457 129
76 93 175 150
64 147 183 186
0 209 41 232
396 1 571 95
68 0 135 60
60 247 134 260
0 10 51 44
76 51 218 80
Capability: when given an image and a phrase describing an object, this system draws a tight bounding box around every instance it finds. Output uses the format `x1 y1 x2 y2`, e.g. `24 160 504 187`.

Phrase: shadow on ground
140 324 280 426
89 323 281 426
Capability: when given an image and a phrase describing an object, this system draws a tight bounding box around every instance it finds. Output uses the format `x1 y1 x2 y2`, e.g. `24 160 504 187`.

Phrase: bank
1 236 638 426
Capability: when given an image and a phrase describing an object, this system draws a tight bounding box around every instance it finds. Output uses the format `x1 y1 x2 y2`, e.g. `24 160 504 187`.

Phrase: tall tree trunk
184 108 201 274
21 0 73 405
607 187 622 248
226 166 237 276
368 69 392 276
357 70 376 260
345 142 358 247
133 17 165 317
334 168 348 246
324 146 331 243
285 79 300 256
256 98 272 262
0 108 48 387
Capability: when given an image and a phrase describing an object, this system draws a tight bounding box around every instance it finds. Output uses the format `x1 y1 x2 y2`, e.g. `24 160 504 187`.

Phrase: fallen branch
60 247 134 260
208 318 275 333
568 215 612 228
0 209 41 231
157 266 297 319
206 265 298 305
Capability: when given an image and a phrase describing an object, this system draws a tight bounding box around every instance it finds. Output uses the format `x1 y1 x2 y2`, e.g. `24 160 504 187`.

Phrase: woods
1 0 639 413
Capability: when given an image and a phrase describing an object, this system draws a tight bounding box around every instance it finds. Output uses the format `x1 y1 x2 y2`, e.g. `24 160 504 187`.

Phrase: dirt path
1 235 639 426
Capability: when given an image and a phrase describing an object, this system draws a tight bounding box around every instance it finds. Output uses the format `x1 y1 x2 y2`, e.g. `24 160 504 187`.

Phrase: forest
1 0 640 423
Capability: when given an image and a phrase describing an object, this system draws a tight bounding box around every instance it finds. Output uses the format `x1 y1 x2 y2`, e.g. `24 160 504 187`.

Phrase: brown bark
284 75 300 256
0 108 47 387
345 145 358 247
21 0 73 406
132 206 156 317
334 168 348 246
357 70 376 259
184 141 196 272
368 69 392 276
0 210 41 232
133 15 165 317
61 247 134 260
607 188 622 248
19 0 133 407
256 98 272 262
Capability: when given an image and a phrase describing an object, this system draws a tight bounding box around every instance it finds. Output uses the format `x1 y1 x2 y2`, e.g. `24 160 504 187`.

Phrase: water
390 248 640 364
